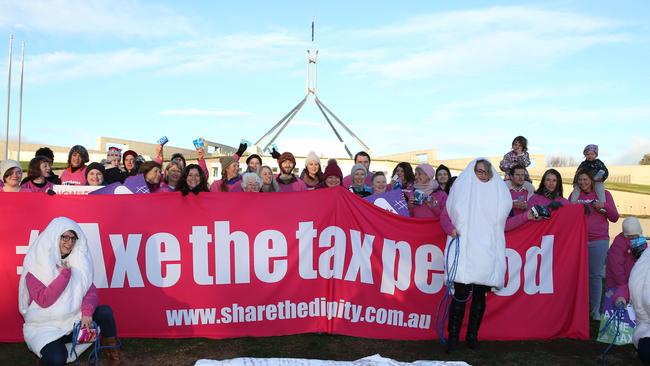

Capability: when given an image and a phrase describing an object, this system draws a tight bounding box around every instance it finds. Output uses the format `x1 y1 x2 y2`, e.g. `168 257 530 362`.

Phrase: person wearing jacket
85 162 105 187
348 163 372 198
570 144 609 207
21 156 55 193
574 168 620 319
435 164 452 193
160 161 182 192
300 151 324 190
210 142 248 192
528 169 570 207
440 158 511 353
19 217 123 365
60 145 89 186
407 164 445 218
606 217 647 308
246 154 262 174
321 159 343 188
257 165 280 192
276 152 308 192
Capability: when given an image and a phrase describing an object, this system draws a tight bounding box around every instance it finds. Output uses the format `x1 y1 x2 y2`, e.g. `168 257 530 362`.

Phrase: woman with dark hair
19 217 123 365
300 151 324 190
1 160 33 192
121 150 139 182
177 164 210 196
34 147 61 184
60 145 89 186
575 168 619 320
246 154 262 173
21 156 55 192
371 172 388 194
85 162 105 187
391 162 415 191
440 158 511 352
435 164 452 193
257 165 280 192
138 161 163 193
528 169 570 207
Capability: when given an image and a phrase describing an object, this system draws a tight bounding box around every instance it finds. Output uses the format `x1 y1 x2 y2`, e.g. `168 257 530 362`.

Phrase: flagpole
4 33 13 160
17 41 24 162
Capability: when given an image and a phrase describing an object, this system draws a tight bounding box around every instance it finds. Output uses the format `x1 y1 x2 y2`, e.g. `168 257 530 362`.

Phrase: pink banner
0 187 589 341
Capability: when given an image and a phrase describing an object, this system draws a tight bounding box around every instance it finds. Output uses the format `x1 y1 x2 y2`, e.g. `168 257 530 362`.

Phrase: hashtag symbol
393 200 408 210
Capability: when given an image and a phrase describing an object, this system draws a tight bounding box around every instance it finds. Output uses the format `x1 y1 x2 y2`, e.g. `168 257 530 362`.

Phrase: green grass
605 182 650 195
0 322 640 366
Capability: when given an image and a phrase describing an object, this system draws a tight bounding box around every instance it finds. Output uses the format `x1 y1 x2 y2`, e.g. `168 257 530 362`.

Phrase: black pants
39 305 117 366
640 337 650 365
453 282 490 305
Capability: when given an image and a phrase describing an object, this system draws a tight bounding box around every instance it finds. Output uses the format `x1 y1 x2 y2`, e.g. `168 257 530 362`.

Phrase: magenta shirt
25 269 98 317
408 190 447 218
60 166 88 186
21 180 54 193
210 178 243 192
527 194 570 207
509 189 528 216
277 177 308 192
606 233 638 302
576 190 619 241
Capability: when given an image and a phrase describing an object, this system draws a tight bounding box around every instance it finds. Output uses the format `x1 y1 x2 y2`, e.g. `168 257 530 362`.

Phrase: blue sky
1 0 649 164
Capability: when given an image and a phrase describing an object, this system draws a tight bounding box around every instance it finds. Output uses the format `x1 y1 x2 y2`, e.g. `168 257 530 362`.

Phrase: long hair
574 167 595 193
257 165 280 192
300 164 324 185
536 169 564 198
25 156 50 183
163 160 183 184
512 136 528 152
177 164 209 196
391 162 415 186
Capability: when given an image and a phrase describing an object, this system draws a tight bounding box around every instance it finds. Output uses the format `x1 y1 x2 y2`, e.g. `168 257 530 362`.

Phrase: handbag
597 287 636 345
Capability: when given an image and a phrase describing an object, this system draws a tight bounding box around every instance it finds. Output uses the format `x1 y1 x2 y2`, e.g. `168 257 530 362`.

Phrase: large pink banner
0 188 589 341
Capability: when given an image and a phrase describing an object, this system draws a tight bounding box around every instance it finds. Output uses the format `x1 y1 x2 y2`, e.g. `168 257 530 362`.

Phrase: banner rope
599 306 625 366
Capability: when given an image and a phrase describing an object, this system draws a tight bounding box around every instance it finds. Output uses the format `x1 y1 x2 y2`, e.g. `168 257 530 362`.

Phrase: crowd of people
2 136 649 365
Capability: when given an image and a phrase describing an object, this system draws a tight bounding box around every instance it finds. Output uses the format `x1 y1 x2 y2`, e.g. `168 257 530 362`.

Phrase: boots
446 299 466 353
466 297 486 350
101 337 124 365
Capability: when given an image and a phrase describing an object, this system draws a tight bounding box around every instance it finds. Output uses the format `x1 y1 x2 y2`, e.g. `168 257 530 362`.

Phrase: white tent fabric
630 248 650 347
195 354 470 366
444 158 511 289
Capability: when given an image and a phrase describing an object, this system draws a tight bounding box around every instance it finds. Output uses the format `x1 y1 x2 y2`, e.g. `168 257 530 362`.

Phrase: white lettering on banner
253 230 288 283
343 230 375 284
413 244 445 294
495 235 554 296
318 226 347 279
380 240 412 295
215 221 250 284
15 221 555 296
145 233 181 288
110 234 145 288
189 226 213 285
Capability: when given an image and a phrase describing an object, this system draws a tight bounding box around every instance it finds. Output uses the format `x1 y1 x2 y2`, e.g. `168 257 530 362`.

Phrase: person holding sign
440 158 511 352
18 217 123 365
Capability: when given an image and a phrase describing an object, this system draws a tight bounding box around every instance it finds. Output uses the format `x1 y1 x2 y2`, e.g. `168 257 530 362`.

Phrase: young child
570 144 608 208
499 136 535 196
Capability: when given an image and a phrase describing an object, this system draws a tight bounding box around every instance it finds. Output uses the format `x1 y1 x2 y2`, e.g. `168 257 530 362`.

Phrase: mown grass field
0 321 642 365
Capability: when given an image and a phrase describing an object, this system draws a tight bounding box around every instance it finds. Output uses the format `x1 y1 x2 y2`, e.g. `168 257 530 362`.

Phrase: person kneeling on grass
19 217 123 366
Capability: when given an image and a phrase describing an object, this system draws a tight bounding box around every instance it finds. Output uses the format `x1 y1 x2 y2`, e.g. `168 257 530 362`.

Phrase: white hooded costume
630 248 650 348
18 217 95 361
444 158 512 289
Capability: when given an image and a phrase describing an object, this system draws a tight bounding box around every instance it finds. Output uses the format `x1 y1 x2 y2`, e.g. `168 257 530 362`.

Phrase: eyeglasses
60 235 78 243
475 169 488 175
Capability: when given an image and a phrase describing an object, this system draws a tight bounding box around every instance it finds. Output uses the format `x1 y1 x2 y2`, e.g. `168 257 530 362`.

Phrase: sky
1 0 649 164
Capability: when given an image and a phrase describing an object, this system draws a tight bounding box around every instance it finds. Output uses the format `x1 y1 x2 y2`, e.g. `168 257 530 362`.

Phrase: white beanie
306 151 320 165
623 217 643 237
0 159 21 180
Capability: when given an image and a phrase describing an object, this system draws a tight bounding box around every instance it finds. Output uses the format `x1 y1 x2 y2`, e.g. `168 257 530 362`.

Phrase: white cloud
341 6 627 80
159 109 253 118
613 138 650 165
0 0 194 37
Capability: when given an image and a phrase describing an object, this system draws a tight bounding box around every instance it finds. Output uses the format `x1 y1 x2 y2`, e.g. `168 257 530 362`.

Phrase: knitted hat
68 145 89 165
583 144 599 156
0 159 21 180
246 154 262 165
277 152 296 167
305 151 320 165
107 147 121 160
623 217 643 237
122 150 138 165
323 160 343 180
350 163 367 177
416 164 436 180
220 155 238 171
85 162 106 180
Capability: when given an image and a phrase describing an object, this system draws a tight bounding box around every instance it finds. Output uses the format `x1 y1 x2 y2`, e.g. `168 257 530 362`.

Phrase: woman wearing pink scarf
407 164 444 218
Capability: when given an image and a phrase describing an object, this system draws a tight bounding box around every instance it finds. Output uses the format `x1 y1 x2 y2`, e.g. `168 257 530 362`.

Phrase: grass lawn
0 321 640 365
605 182 650 195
